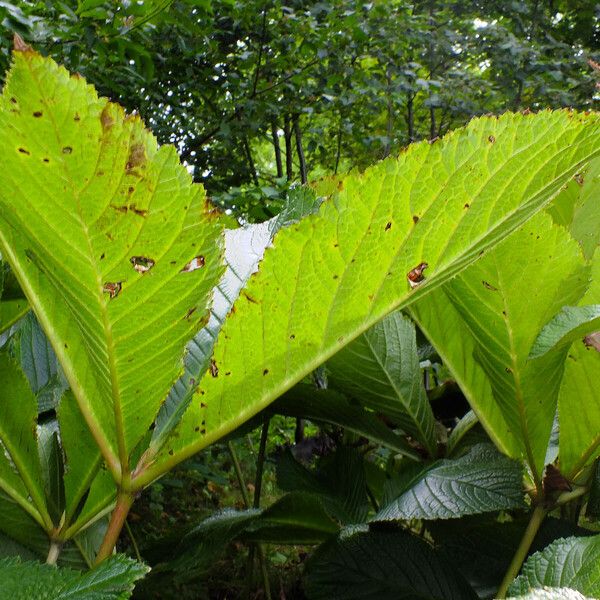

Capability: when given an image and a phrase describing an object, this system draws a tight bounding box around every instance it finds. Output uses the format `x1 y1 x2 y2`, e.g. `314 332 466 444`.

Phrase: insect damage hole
181 256 205 272
103 281 122 299
130 256 155 274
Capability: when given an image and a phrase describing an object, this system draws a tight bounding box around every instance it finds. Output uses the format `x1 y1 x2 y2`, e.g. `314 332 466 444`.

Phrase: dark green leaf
509 535 600 596
375 444 525 521
304 527 478 600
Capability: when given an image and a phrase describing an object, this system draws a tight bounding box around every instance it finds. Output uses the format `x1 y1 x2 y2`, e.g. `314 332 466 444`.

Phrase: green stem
228 441 251 508
124 519 142 562
497 505 547 598
46 540 62 565
94 491 134 565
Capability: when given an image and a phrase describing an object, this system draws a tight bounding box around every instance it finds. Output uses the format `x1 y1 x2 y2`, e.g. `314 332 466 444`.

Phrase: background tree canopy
3 1 598 219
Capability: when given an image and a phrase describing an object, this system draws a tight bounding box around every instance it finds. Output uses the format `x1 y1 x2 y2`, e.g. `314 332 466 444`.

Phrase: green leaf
18 312 67 413
375 444 525 521
511 588 590 599
161 508 260 580
242 492 340 544
446 410 479 456
146 110 600 485
0 353 51 528
0 49 224 471
58 390 106 527
0 554 148 599
273 384 420 460
509 535 600 597
152 186 322 452
327 310 437 455
304 527 478 600
277 448 370 524
557 256 600 476
411 213 589 477
530 305 600 359
430 516 594 599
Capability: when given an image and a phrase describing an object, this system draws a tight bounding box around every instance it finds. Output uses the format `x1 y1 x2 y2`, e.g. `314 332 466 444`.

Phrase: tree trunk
284 114 293 180
293 114 307 184
406 93 415 142
271 119 283 178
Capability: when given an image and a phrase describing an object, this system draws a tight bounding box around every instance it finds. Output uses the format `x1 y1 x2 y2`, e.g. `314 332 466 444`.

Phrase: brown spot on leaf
574 173 585 186
263 369 269 375
111 205 128 214
131 205 148 217
464 203 470 209
18 148 30 155
9 97 16 104
242 291 258 304
184 307 197 320
126 143 145 172
42 158 49 163
101 105 114 130
482 280 498 291
210 359 218 378
32 111 42 118
74 113 80 121
62 146 73 154
412 215 419 224
488 135 495 143
385 221 392 231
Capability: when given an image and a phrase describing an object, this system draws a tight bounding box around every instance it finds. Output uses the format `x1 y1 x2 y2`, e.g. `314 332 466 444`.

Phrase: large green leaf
0 353 51 529
509 535 600 597
138 110 600 486
0 554 148 599
557 256 600 477
0 49 224 474
327 310 437 455
411 213 589 478
375 444 525 521
304 527 478 600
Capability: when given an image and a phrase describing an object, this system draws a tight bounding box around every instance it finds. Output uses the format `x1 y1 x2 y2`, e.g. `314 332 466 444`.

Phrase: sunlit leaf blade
274 384 420 459
548 157 600 260
152 187 321 452
530 305 600 359
327 311 437 455
304 527 478 600
151 221 274 451
374 444 525 521
0 353 51 528
509 535 600 597
558 256 600 477
0 554 148 599
143 110 600 484
412 213 588 475
0 49 225 467
59 391 105 525
410 289 518 457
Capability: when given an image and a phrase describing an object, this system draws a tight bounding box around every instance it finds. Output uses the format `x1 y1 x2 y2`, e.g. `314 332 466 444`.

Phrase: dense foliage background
1 2 600 599
3 0 599 218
